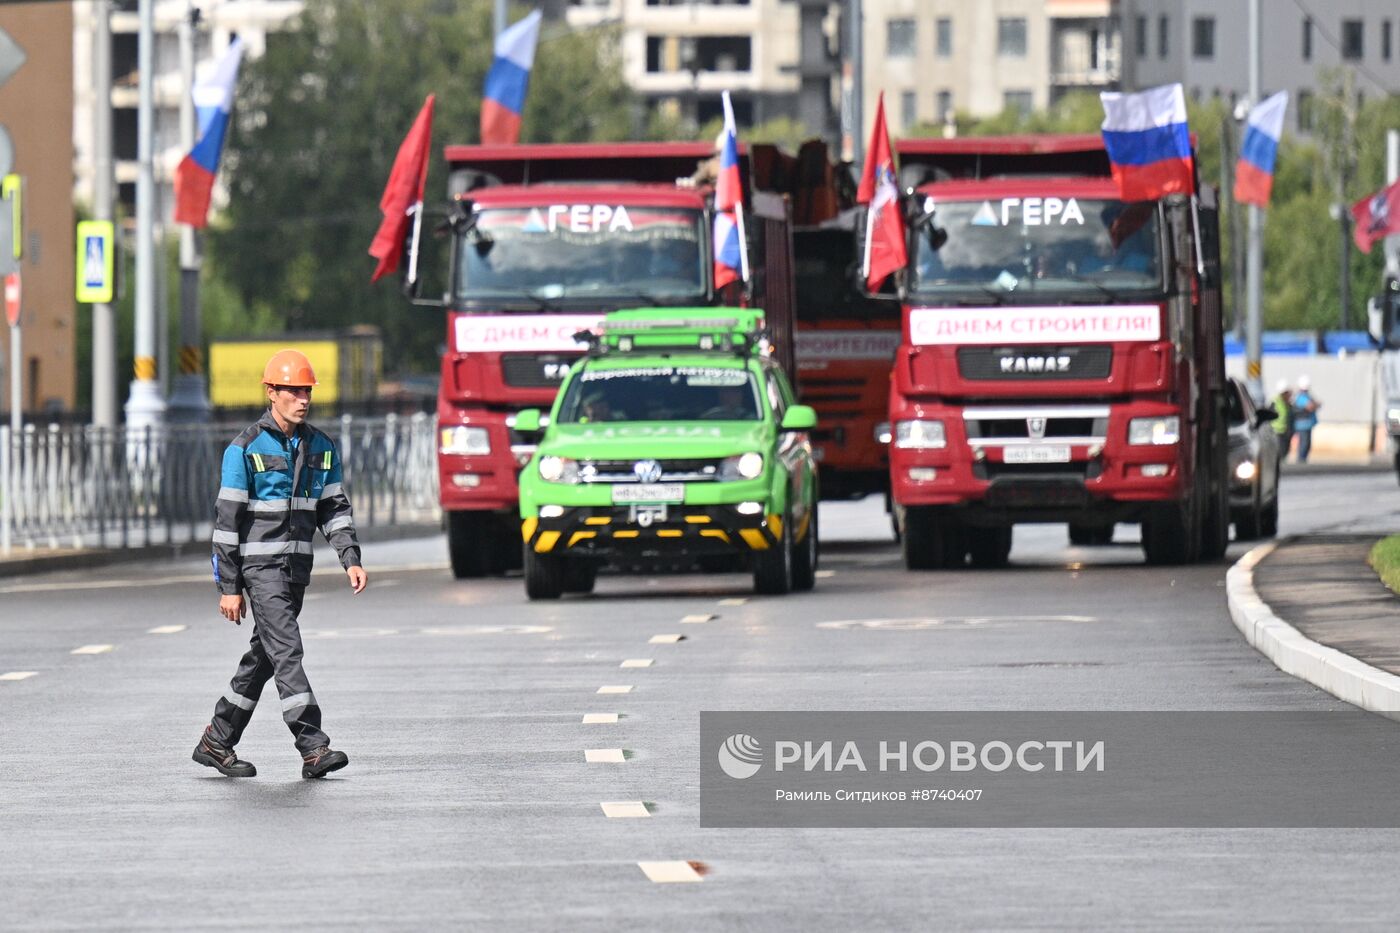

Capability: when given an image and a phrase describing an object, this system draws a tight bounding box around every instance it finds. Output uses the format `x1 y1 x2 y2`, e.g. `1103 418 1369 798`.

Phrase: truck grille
501 353 575 388
957 346 1112 381
962 406 1109 444
579 458 722 483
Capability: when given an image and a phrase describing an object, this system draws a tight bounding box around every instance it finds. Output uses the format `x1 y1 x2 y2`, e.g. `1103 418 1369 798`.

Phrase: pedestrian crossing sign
75 220 114 303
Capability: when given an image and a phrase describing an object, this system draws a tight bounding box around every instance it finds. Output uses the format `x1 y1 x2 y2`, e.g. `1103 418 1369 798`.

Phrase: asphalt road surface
3 472 1400 930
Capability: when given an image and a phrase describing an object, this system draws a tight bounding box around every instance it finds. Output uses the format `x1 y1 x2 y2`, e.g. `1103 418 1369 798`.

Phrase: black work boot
192 728 257 777
301 746 349 779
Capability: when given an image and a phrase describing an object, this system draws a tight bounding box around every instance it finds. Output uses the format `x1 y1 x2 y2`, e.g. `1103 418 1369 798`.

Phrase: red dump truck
884 134 1229 568
402 142 835 577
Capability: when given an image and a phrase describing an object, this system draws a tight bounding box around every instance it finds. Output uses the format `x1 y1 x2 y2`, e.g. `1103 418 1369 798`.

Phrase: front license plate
1003 445 1071 464
612 483 684 503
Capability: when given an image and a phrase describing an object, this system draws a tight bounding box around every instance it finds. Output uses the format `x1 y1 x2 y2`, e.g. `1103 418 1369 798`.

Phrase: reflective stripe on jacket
212 411 361 594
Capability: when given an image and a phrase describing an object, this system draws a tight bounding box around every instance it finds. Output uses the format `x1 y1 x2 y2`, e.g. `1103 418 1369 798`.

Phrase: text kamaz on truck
402 142 811 578
883 135 1229 568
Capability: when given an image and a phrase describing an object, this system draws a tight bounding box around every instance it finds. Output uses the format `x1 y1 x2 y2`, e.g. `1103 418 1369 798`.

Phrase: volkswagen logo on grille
633 459 663 484
1027 417 1047 440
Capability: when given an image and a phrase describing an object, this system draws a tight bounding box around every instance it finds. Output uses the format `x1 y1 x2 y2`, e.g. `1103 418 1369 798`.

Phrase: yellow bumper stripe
700 529 731 544
657 530 683 538
767 515 783 539
614 530 640 539
585 516 612 526
521 518 538 543
684 515 711 524
567 530 597 548
740 529 769 550
535 530 561 553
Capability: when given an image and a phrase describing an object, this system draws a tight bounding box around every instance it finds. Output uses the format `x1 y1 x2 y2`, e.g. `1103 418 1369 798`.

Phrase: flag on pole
713 91 748 290
173 38 245 228
1234 91 1289 207
1351 179 1400 255
369 94 436 283
1099 83 1195 201
481 10 542 145
857 92 907 291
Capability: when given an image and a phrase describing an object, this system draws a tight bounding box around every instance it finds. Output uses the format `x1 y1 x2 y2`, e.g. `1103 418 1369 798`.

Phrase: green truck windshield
912 197 1162 299
557 366 761 423
458 206 706 302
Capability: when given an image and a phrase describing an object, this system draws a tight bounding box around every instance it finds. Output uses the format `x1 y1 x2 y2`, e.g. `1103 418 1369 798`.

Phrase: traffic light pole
92 0 116 428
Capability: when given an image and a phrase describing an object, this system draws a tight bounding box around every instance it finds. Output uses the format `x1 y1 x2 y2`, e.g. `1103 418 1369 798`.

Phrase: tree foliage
208 0 640 371
908 87 1400 331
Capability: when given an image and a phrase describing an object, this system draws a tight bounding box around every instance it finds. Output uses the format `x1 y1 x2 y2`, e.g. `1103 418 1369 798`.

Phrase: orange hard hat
262 349 318 387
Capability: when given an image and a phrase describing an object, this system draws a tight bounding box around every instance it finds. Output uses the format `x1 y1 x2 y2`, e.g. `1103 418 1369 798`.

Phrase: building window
1384 19 1393 61
887 19 916 58
646 35 752 73
1004 90 1033 115
1343 19 1364 60
937 89 953 122
1191 16 1215 59
1296 89 1313 131
1302 16 1313 61
936 17 952 58
998 17 1027 57
901 91 917 129
1135 15 1147 57
1158 15 1169 58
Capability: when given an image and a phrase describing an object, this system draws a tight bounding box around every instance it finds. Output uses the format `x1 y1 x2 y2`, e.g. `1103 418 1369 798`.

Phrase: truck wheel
524 547 564 600
753 512 794 595
562 559 597 594
791 506 819 592
967 527 1013 568
1141 503 1197 565
902 506 960 570
447 512 494 579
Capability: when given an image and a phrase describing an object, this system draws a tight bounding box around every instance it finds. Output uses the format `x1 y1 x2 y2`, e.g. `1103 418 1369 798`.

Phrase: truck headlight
1128 416 1180 446
440 426 491 455
538 455 580 484
720 452 765 480
895 419 946 449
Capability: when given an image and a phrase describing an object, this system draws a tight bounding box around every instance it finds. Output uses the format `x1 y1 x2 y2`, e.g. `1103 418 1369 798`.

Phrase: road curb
1226 537 1400 721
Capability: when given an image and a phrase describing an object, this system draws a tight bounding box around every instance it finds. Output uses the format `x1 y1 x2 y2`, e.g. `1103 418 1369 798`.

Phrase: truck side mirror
514 409 542 433
781 405 817 431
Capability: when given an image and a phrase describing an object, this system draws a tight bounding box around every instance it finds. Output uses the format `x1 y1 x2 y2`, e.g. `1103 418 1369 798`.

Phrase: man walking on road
194 349 367 779
1292 375 1321 464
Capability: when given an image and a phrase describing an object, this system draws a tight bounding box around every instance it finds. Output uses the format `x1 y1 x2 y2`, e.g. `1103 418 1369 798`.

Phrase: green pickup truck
515 309 820 599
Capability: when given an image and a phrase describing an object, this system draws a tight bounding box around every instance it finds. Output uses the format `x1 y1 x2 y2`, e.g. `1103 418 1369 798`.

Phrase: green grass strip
1367 535 1400 596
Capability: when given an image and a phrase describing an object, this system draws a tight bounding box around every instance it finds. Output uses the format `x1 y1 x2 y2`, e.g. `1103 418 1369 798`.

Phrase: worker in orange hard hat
194 348 367 780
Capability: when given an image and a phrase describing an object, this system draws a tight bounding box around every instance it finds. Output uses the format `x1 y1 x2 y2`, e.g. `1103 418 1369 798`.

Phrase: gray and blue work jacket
212 410 361 594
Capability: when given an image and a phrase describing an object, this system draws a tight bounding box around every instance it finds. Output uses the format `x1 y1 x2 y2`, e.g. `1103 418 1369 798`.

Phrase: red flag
369 94 436 283
857 93 907 291
1352 178 1400 255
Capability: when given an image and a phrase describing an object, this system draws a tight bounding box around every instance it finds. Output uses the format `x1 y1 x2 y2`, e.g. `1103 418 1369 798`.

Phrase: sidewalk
1228 535 1400 719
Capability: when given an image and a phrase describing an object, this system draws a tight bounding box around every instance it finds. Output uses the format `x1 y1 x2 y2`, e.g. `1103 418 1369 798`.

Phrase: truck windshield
795 228 899 323
911 197 1162 300
557 366 761 423
457 207 707 302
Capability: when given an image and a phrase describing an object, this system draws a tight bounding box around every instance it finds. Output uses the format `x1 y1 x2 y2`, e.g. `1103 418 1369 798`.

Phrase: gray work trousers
207 581 329 754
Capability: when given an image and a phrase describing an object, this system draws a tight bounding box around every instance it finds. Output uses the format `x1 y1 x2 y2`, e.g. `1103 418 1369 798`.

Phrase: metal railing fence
0 414 440 555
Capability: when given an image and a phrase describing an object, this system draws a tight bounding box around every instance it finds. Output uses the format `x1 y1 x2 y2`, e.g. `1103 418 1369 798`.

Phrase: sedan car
1226 378 1280 540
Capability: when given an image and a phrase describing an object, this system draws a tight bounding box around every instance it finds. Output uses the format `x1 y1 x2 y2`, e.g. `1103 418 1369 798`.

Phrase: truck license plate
1003 445 1071 464
612 483 684 503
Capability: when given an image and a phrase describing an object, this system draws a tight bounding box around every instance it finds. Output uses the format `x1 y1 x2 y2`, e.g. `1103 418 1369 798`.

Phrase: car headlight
895 419 946 449
720 452 765 480
537 455 580 484
1234 460 1258 481
1128 416 1180 446
440 426 491 455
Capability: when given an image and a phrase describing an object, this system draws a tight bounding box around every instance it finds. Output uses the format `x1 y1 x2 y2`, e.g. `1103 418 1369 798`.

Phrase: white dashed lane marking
582 713 619 724
718 598 747 606
648 634 684 644
815 569 836 579
638 861 704 883
597 685 633 694
600 802 650 819
0 671 38 681
681 614 714 624
620 659 653 668
147 625 186 635
584 748 626 763
71 644 113 655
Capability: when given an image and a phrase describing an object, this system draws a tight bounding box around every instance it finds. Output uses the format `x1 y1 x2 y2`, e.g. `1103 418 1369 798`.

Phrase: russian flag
713 91 748 290
1234 91 1289 208
173 38 245 228
481 10 542 146
1099 83 1195 202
